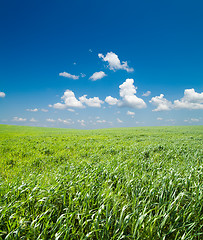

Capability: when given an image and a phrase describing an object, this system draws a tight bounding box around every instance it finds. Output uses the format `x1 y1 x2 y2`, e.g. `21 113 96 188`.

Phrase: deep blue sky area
0 0 203 128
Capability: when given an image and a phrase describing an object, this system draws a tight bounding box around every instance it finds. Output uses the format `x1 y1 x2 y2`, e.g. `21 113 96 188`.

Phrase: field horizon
0 124 202 239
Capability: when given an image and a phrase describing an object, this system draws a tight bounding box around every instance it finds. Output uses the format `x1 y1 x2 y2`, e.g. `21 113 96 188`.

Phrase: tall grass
0 125 202 239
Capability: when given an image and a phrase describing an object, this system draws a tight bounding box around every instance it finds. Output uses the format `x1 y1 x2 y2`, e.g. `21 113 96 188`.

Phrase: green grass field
0 124 202 239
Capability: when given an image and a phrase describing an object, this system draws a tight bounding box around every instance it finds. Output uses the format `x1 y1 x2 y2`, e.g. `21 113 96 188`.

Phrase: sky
0 0 203 129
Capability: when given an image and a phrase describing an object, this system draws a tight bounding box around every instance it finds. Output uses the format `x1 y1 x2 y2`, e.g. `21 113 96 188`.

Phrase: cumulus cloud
174 88 203 110
150 94 173 111
105 96 118 105
118 79 146 109
127 110 135 115
98 52 134 72
50 90 104 109
62 90 84 108
0 92 6 98
157 117 163 121
79 95 104 107
13 117 27 122
52 103 67 110
142 91 151 97
150 89 203 111
26 108 38 112
89 71 107 81
59 72 79 80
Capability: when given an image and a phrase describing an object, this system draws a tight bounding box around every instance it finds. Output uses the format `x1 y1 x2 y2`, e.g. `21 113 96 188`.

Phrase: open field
0 124 203 239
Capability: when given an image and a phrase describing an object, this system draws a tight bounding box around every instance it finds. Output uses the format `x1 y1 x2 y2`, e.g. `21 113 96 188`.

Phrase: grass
0 124 203 239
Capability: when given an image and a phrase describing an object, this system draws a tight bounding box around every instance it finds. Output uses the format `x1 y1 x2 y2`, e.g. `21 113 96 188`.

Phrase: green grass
0 124 203 239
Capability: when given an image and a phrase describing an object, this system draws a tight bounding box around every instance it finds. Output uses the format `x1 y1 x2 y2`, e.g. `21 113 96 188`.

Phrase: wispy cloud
30 118 38 122
98 52 134 72
67 108 75 112
26 108 38 112
41 109 48 112
78 119 85 126
117 118 123 123
46 118 56 122
13 117 27 122
59 72 79 80
127 111 135 115
142 91 151 97
96 119 106 123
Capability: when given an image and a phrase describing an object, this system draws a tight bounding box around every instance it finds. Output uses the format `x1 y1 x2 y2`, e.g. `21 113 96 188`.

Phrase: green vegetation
0 124 203 239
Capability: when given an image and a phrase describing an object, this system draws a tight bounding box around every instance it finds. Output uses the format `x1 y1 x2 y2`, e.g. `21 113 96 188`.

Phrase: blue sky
0 0 203 129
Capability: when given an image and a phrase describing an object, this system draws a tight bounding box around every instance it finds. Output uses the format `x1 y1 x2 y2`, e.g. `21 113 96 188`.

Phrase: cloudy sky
0 0 203 129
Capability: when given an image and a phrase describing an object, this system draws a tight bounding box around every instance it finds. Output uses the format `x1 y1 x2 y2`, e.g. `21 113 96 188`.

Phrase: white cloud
30 118 38 122
62 90 84 108
52 103 67 109
185 118 200 123
41 109 48 112
127 111 135 115
150 89 203 111
26 108 38 112
89 71 107 81
118 79 146 109
150 94 173 111
96 119 107 123
142 91 151 97
0 92 6 98
58 118 73 125
46 118 56 122
59 72 79 80
79 95 104 107
174 88 203 110
166 119 175 122
51 90 84 109
67 108 75 112
13 117 27 122
191 118 200 122
157 117 163 121
117 118 123 123
78 119 85 126
98 52 134 72
105 96 118 105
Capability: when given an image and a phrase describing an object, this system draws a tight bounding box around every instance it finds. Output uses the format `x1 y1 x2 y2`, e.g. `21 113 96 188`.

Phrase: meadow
0 124 202 239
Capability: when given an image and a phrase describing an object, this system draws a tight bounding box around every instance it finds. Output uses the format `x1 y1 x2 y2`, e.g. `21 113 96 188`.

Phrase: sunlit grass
0 125 202 239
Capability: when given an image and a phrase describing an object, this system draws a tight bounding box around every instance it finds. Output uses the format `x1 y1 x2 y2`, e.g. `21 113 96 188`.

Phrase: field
0 124 202 239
